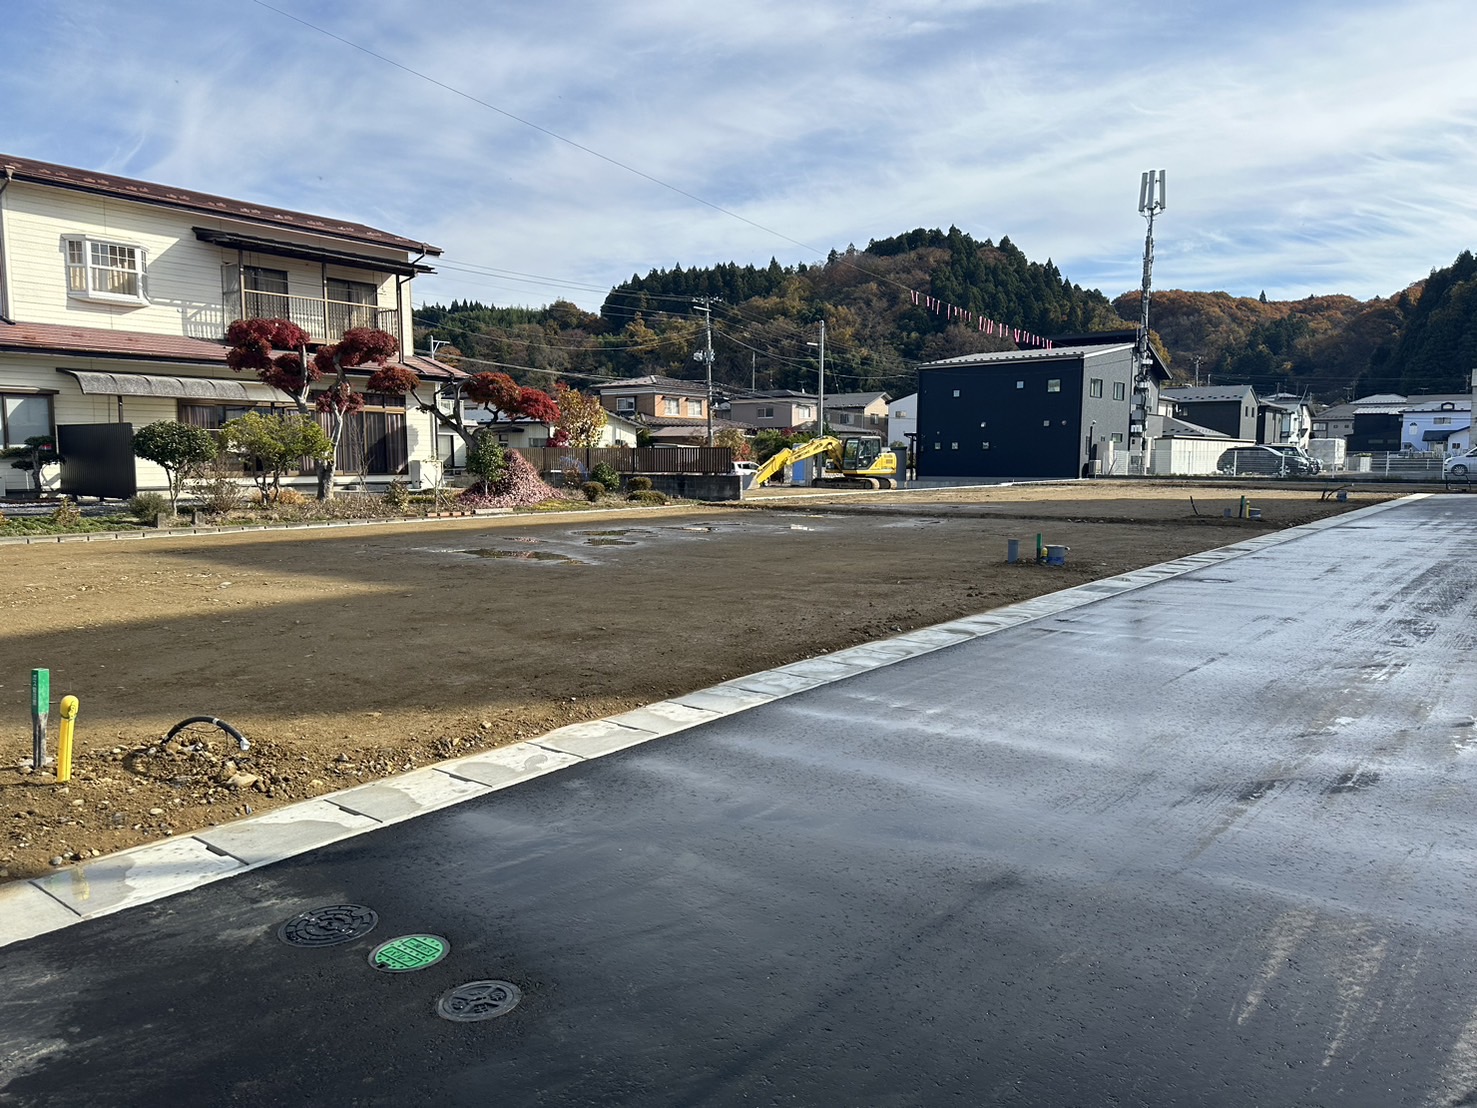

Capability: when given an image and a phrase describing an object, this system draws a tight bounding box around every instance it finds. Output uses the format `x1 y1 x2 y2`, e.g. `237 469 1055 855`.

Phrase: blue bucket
1045 545 1067 566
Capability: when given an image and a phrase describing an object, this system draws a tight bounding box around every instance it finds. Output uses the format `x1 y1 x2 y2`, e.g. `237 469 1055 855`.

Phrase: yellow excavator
751 433 898 489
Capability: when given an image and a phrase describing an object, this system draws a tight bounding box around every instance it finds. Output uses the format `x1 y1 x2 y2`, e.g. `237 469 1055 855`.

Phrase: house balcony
233 289 400 345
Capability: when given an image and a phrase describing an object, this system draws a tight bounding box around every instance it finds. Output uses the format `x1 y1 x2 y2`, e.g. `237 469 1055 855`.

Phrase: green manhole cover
368 934 450 972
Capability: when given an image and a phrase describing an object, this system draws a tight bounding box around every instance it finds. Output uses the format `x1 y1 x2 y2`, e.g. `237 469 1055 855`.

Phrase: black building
1159 385 1259 441
916 341 1170 479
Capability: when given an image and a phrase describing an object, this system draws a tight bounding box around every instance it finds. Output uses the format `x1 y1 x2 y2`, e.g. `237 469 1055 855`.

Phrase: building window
953 389 961 398
685 399 703 417
1110 432 1124 444
797 406 812 419
1435 416 1451 425
758 406 775 418
65 237 147 304
981 442 990 450
1047 379 1061 393
664 398 680 416
242 266 290 320
1016 381 1024 389
2 393 54 447
894 409 907 419
951 442 958 450
1042 420 1051 427
616 397 636 413
1089 378 1103 398
326 277 377 332
1115 382 1127 401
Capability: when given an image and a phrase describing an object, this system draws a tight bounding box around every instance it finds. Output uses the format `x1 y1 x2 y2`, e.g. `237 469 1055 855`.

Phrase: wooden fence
512 446 734 476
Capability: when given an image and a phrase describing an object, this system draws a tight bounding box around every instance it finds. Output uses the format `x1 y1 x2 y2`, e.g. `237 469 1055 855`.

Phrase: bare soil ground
0 481 1393 880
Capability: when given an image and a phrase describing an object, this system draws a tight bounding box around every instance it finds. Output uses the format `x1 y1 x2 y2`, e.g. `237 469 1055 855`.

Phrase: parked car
1217 445 1317 477
1444 447 1477 478
1268 445 1321 474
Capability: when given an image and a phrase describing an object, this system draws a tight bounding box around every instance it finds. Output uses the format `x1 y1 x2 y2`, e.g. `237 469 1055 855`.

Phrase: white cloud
2 0 1475 324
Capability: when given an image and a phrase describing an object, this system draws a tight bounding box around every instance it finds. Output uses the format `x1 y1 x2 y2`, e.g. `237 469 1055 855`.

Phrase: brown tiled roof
0 321 459 379
0 320 231 364
1 154 441 256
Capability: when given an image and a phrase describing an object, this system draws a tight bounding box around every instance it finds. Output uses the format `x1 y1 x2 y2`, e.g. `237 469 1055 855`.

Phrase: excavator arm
751 437 840 486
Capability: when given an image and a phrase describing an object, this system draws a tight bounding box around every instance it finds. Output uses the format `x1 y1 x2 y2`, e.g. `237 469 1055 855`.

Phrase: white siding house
0 154 455 497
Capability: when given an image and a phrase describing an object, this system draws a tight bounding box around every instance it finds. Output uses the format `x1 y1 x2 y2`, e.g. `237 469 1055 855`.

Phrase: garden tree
131 420 217 514
221 412 332 504
712 427 751 460
225 319 407 500
464 432 507 494
551 384 607 447
2 435 60 495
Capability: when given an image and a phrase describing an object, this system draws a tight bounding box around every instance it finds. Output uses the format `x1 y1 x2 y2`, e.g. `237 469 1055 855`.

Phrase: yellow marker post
57 695 79 784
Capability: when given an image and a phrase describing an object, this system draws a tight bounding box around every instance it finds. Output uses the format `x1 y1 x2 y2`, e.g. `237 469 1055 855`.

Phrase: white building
886 392 917 447
1400 395 1472 453
0 153 455 497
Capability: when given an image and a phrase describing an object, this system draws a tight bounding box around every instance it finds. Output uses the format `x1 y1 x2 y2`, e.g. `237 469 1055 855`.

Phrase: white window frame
663 398 681 416
616 397 636 413
64 235 148 305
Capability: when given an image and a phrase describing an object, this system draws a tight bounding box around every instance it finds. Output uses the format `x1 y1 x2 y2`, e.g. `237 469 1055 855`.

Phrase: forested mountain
416 235 1477 404
416 227 1126 400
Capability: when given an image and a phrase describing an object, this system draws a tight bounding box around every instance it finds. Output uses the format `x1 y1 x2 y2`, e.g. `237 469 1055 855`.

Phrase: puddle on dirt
459 549 579 564
585 538 635 547
575 529 651 537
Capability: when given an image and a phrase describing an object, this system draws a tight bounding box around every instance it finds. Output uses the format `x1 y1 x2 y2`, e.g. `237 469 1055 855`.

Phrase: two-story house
823 392 890 435
725 389 817 431
1400 394 1472 453
0 154 453 497
593 374 752 443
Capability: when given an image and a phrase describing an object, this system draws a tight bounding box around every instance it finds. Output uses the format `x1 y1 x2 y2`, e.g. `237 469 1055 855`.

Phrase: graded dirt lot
0 481 1392 880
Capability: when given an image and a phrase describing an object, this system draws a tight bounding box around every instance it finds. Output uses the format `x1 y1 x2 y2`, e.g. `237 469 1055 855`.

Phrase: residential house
1311 394 1406 441
726 389 817 431
0 153 452 497
915 341 1170 479
1257 394 1314 449
886 393 917 447
823 391 889 434
1400 394 1472 453
1159 384 1259 441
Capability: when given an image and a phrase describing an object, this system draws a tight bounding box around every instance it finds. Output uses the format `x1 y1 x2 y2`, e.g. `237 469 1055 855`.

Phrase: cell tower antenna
1132 170 1166 447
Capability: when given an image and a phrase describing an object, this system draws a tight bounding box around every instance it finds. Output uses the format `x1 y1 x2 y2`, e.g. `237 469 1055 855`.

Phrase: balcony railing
235 289 400 343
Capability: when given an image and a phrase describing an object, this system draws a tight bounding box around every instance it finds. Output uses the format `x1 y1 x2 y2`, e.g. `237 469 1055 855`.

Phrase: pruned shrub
192 454 244 514
628 476 653 492
581 481 605 502
382 480 411 512
128 492 171 524
627 489 667 506
589 461 621 491
561 465 583 489
49 497 82 528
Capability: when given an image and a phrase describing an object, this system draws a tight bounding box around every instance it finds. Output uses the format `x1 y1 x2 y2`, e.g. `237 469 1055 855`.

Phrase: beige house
0 153 454 496
726 390 817 431
824 391 890 434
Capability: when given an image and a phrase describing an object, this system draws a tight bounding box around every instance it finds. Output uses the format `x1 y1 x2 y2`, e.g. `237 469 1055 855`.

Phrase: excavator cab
841 435 884 471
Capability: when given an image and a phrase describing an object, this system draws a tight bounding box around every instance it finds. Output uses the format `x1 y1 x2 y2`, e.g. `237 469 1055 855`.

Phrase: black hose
166 715 250 752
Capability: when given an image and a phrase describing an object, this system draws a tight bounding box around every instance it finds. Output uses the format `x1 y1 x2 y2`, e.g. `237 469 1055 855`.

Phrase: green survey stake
31 668 50 769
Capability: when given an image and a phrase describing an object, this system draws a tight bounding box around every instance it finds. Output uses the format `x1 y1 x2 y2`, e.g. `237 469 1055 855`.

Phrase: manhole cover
278 904 378 947
436 980 522 1022
369 934 450 972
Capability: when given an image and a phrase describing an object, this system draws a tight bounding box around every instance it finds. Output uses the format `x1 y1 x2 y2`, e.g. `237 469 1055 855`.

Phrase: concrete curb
0 493 1423 949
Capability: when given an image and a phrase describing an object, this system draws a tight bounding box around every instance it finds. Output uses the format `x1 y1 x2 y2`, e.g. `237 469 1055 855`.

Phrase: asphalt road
3 495 1476 1107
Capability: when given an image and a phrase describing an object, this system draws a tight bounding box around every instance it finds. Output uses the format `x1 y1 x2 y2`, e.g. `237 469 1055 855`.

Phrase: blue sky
4 0 1475 319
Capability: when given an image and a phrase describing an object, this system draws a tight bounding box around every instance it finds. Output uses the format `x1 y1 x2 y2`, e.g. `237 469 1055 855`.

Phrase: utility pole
693 298 715 445
1192 354 1202 387
811 319 826 434
1133 170 1166 453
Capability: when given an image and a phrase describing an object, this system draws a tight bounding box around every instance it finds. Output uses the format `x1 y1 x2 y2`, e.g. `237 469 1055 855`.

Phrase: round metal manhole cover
369 933 450 972
277 904 378 947
436 980 522 1022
